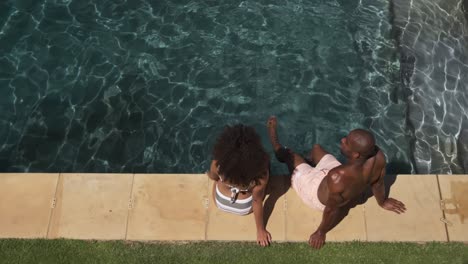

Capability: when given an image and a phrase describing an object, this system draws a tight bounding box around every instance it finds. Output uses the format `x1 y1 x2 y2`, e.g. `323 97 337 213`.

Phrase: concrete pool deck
0 173 467 242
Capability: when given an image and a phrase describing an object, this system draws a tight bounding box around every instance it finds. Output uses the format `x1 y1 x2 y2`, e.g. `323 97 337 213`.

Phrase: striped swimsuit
215 183 253 215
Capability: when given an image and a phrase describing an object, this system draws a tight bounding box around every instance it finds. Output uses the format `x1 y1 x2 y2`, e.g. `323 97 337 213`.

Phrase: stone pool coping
0 173 466 242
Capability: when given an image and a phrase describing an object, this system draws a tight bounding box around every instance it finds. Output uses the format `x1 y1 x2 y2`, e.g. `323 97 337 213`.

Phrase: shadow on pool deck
263 174 291 227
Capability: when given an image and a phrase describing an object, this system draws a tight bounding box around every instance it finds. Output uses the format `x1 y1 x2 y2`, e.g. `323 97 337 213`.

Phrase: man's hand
257 229 272 247
308 230 326 249
380 198 406 214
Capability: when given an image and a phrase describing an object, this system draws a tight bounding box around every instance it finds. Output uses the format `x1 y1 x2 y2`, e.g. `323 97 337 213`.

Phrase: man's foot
267 116 282 151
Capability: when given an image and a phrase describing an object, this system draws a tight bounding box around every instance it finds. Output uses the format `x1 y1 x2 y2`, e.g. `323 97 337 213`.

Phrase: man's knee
310 144 323 157
275 146 292 163
310 144 328 164
312 144 323 153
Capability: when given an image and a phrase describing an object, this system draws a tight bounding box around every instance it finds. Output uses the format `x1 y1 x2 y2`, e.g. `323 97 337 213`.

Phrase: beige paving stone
47 173 133 240
438 175 468 242
366 175 447 241
284 188 321 242
328 204 366 241
285 188 366 242
126 174 208 241
206 174 287 241
0 173 59 238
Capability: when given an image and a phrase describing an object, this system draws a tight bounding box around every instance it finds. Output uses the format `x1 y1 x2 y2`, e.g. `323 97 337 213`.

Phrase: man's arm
371 167 406 214
371 167 386 206
251 171 272 247
309 204 350 249
309 172 349 249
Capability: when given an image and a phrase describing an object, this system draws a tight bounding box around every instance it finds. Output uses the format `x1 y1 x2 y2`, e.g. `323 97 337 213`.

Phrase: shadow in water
458 129 468 173
389 0 416 94
463 0 468 23
457 117 468 173
0 159 9 172
263 174 291 226
388 0 418 174
387 160 413 175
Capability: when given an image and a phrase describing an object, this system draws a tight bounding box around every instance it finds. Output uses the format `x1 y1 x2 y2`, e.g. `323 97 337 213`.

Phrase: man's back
318 149 386 207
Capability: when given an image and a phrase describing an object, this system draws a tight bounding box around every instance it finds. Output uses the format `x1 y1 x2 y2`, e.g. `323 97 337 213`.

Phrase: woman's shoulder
255 168 269 186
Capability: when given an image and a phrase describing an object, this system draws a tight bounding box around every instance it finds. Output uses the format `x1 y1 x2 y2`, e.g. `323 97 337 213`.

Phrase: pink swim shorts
291 154 342 211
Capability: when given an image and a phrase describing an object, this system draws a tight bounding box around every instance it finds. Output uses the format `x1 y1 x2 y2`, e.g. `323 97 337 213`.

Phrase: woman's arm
251 170 271 246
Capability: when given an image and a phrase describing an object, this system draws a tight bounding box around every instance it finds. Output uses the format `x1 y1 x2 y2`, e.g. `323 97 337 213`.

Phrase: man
266 116 406 249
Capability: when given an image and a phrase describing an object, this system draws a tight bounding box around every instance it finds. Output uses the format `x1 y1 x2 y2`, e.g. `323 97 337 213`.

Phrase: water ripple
0 0 465 173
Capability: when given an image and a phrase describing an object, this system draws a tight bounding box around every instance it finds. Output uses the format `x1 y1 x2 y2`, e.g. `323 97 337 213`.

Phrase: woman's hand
257 229 272 247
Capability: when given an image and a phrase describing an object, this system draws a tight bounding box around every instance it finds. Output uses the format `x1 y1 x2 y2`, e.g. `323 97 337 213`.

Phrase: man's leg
267 116 306 174
309 144 330 167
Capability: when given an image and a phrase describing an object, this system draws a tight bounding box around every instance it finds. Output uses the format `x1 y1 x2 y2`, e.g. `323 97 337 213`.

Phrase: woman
206 124 271 246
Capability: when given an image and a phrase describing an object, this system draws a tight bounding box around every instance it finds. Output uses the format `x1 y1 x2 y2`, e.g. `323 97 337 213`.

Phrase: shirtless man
267 116 406 249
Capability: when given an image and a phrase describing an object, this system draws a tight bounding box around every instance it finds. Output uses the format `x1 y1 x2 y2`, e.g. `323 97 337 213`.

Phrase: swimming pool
0 0 466 174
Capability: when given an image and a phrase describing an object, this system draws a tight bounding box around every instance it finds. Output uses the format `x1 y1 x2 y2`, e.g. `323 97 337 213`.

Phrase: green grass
1 239 467 264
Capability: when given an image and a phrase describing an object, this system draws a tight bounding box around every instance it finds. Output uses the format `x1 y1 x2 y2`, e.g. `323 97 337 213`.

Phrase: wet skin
267 116 406 249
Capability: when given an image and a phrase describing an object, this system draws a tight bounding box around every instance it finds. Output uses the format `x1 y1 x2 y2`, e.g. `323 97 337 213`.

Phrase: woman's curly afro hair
212 124 269 187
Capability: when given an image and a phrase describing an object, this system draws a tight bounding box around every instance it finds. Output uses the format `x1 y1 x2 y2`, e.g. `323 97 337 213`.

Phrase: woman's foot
267 116 282 151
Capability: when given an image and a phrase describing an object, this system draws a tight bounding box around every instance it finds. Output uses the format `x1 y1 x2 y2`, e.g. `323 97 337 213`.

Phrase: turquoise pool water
0 0 466 174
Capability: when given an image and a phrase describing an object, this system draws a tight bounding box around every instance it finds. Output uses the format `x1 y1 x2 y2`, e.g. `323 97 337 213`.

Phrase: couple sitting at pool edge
206 116 406 249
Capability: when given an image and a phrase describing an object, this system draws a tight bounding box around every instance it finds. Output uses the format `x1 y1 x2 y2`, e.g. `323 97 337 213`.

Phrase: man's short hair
349 129 377 158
